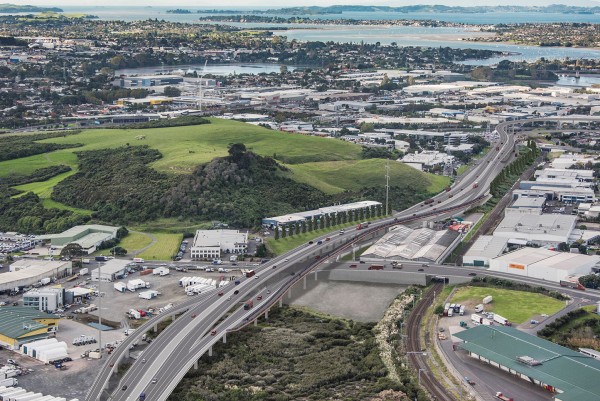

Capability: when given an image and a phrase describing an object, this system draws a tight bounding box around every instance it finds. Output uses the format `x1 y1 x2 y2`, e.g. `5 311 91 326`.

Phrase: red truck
245 270 255 278
244 299 254 310
356 222 370 230
368 265 384 270
495 392 513 401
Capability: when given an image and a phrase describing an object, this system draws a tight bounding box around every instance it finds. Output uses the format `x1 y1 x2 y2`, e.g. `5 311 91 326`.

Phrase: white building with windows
191 230 248 260
23 288 64 312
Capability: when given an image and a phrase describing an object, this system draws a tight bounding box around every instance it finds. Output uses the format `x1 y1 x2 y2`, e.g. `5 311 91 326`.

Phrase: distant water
55 6 600 24
555 75 600 87
7 6 600 65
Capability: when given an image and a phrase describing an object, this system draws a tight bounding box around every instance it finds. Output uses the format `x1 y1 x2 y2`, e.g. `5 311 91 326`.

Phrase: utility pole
98 262 102 358
385 160 390 216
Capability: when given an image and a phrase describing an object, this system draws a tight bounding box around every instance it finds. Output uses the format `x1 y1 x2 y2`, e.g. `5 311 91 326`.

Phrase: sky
16 0 600 7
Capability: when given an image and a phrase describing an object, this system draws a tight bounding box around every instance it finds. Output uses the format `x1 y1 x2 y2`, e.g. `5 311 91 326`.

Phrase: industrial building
0 260 72 293
23 287 64 312
360 225 460 263
463 236 509 267
38 224 119 254
533 168 595 185
90 259 129 282
262 201 382 228
488 247 600 282
113 74 183 88
455 325 600 401
190 230 248 260
0 307 59 349
505 197 545 215
400 150 455 171
492 214 577 247
518 182 597 203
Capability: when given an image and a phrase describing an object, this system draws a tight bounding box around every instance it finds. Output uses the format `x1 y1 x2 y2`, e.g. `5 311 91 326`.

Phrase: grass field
0 149 78 178
38 118 362 173
451 286 565 324
137 233 183 261
12 169 93 214
288 158 449 194
119 232 154 254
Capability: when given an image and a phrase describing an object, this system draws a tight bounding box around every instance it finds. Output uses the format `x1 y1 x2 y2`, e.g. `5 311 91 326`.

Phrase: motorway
87 116 599 401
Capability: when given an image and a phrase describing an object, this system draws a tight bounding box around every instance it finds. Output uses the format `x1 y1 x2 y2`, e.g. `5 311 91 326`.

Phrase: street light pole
98 262 102 358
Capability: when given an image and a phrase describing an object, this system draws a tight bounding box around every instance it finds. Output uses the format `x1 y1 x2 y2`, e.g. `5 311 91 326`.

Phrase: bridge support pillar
171 314 175 322
194 360 199 370
264 309 268 320
314 271 318 281
303 275 307 290
153 324 158 333
254 319 258 326
208 346 213 357
287 288 292 299
222 333 226 344
278 298 283 308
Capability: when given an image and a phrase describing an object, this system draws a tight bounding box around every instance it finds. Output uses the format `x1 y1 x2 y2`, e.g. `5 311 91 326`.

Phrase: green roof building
0 307 60 349
455 325 600 401
38 224 119 254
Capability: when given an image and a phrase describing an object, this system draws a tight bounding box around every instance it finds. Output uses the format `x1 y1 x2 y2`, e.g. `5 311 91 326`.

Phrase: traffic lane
118 272 283 399
151 283 288 400
113 294 222 398
87 290 219 400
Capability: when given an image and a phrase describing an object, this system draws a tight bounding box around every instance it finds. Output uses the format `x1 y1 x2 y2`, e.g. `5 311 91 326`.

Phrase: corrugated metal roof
0 307 58 339
455 325 600 401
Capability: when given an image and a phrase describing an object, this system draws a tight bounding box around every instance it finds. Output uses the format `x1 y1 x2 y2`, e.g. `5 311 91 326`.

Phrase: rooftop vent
517 356 542 366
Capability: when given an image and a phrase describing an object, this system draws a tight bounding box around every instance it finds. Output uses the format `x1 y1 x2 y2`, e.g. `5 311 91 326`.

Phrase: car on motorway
234 290 239 295
141 359 146 363
349 264 357 268
254 275 259 279
218 292 224 296
317 240 323 245
418 268 424 271
211 330 217 336
272 265 277 269
468 273 477 276
284 258 289 262
257 296 263 301
339 230 345 235
152 378 158 384
464 377 475 385
308 241 314 244
122 385 128 391
191 313 197 318
325 237 331 241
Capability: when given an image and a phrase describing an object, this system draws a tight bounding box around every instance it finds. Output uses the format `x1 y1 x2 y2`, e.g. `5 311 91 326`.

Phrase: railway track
406 283 455 401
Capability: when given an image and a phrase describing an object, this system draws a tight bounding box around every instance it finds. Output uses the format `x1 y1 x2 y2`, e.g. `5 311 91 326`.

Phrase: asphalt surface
86 116 600 401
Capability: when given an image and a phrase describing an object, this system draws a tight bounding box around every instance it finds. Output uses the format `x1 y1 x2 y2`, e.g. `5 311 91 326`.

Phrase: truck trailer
493 314 511 326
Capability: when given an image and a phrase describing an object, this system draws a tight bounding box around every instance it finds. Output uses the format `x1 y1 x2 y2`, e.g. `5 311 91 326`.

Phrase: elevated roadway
88 115 595 401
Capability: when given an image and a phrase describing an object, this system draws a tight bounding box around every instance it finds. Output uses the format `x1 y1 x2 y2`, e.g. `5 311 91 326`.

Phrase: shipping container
482 296 493 304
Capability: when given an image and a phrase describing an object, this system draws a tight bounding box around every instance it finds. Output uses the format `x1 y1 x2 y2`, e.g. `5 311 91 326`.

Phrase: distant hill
0 3 63 13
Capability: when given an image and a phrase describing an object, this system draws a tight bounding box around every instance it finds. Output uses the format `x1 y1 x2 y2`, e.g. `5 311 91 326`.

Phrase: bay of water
55 7 600 25
8 6 600 65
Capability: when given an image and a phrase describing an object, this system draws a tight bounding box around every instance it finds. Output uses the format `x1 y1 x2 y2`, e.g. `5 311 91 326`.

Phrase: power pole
385 160 390 216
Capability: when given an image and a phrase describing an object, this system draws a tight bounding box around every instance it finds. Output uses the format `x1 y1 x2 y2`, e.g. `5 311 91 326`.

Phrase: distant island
166 9 192 14
265 5 600 15
196 4 600 16
0 3 63 13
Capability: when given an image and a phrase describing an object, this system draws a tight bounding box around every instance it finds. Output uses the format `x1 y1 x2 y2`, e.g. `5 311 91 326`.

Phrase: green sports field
451 286 565 324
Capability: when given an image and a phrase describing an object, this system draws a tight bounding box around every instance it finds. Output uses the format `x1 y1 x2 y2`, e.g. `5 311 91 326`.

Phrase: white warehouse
489 247 600 282
190 230 248 260
492 214 577 247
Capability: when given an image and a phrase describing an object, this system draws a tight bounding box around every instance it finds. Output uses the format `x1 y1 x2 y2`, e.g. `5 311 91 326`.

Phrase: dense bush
111 115 210 129
169 306 398 401
0 192 89 234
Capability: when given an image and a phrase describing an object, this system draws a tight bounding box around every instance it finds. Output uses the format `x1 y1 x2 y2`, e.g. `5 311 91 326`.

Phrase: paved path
129 230 157 256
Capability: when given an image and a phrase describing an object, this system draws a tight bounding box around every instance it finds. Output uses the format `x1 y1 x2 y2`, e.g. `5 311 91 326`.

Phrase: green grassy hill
2 118 449 229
